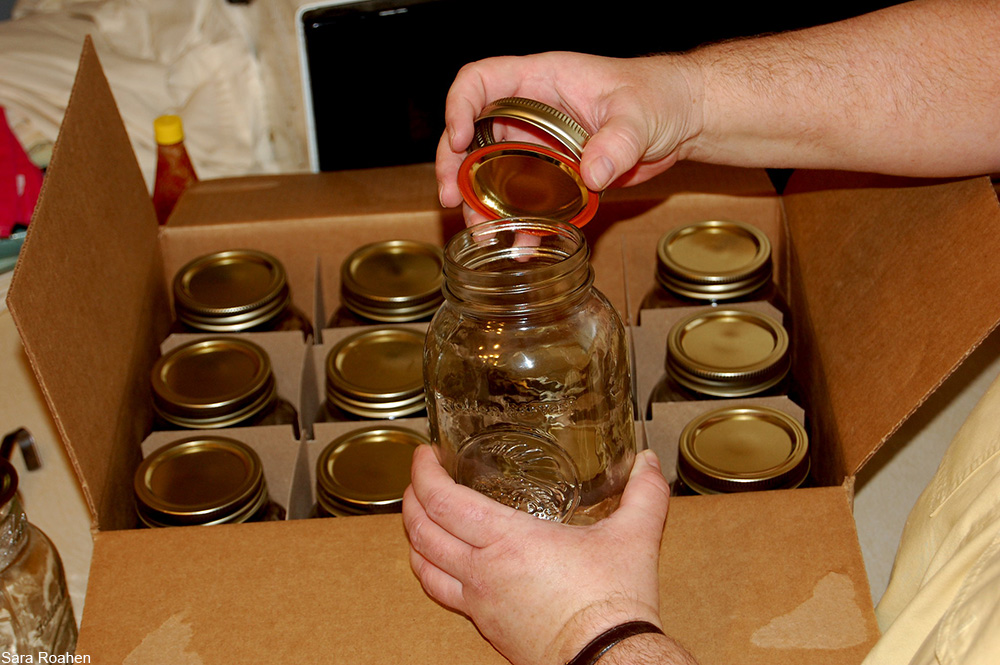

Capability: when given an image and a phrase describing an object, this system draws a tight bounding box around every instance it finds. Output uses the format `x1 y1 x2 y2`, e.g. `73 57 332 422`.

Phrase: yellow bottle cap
154 114 185 145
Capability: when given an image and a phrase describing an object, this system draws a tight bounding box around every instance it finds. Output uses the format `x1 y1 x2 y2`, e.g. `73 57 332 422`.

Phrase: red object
458 141 599 229
0 107 44 238
152 116 198 225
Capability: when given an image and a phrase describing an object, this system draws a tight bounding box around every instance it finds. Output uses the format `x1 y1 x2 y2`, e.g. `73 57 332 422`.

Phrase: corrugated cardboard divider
783 171 1000 481
6 38 171 532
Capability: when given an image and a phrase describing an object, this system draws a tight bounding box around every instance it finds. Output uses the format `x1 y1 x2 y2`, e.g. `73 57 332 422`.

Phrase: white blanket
0 0 300 189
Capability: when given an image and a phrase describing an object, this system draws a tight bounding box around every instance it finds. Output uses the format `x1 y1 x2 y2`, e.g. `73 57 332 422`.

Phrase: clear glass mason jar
0 459 78 657
423 218 636 524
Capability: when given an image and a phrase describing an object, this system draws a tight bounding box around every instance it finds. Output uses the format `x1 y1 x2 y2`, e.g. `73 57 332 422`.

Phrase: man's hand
403 445 672 665
435 51 702 211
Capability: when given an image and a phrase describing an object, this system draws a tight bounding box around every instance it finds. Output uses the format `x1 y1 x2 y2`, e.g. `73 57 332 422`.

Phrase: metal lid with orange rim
460 97 600 227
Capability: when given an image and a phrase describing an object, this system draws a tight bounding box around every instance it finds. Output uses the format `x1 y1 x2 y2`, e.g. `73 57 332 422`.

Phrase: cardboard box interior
8 40 1000 664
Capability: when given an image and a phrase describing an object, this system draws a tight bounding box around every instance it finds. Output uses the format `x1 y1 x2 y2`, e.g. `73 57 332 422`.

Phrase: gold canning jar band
327 239 444 327
151 337 300 436
458 97 600 227
134 435 286 527
314 426 428 517
665 308 790 395
317 327 427 422
172 249 313 338
674 405 810 495
643 220 777 304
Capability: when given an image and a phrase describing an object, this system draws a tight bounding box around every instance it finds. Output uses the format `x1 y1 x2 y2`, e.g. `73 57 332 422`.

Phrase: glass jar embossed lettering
424 218 635 524
0 460 78 658
172 249 314 338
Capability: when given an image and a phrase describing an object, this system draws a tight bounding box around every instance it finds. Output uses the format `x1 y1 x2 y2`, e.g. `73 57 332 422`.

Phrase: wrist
545 599 662 665
596 631 699 665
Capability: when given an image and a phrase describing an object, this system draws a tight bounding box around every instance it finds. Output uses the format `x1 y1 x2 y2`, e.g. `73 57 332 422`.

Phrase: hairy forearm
677 0 1000 176
597 632 699 665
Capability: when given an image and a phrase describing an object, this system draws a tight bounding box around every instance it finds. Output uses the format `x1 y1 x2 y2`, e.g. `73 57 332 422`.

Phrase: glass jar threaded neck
442 218 593 317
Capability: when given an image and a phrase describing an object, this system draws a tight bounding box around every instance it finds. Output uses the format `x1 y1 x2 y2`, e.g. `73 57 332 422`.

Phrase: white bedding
0 0 309 190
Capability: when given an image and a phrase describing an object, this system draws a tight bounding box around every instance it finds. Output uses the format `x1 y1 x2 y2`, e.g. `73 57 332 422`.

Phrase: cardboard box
9 40 1000 664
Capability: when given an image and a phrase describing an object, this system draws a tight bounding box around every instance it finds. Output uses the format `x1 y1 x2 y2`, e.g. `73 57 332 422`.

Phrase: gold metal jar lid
666 309 790 397
151 337 278 428
340 240 444 322
325 327 426 419
677 405 810 494
315 426 427 516
656 221 773 300
459 97 600 227
173 249 293 332
134 436 270 527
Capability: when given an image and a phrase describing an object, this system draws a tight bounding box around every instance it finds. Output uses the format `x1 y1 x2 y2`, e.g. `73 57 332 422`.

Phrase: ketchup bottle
152 115 198 225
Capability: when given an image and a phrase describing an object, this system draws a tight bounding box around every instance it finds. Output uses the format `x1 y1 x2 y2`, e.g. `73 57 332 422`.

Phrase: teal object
0 228 26 274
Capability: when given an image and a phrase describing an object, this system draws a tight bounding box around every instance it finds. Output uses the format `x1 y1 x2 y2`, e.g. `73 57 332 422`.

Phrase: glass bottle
424 217 636 525
134 436 286 527
0 459 77 658
152 114 198 225
647 308 793 417
313 426 427 517
639 220 788 319
316 327 427 422
327 240 444 328
672 405 810 495
171 249 314 339
151 337 300 438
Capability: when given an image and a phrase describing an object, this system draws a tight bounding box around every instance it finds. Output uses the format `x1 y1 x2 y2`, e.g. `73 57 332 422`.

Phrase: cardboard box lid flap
783 171 1000 477
169 166 446 225
77 490 876 665
6 39 169 530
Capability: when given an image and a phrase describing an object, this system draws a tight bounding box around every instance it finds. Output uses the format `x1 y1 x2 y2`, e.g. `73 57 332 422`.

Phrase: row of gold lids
134 425 426 527
172 221 776 334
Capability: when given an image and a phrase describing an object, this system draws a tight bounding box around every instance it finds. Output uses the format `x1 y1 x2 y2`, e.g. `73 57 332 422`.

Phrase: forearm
677 0 1000 176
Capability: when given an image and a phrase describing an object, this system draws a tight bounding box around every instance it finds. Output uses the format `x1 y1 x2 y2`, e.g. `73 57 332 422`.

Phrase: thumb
579 114 648 191
612 449 671 536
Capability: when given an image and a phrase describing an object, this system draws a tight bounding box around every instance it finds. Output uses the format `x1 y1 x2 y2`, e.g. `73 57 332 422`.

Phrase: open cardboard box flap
8 39 1000 665
782 170 1000 479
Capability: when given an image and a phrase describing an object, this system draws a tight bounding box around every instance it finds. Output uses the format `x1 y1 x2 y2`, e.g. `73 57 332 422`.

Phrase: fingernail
641 449 661 471
587 155 615 190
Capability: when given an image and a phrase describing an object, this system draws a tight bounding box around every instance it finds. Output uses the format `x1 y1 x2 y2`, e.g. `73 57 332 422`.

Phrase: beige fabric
863 371 1000 664
0 0 289 187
